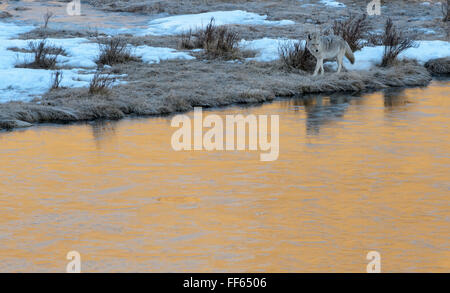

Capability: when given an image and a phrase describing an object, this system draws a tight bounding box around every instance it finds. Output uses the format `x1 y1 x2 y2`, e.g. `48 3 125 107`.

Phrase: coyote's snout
306 32 355 76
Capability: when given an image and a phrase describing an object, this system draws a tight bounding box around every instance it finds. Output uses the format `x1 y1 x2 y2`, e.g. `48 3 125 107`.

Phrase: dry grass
18 27 106 40
0 11 13 19
89 72 116 95
425 57 450 75
180 30 197 50
92 0 165 13
15 39 65 70
0 59 432 130
332 14 369 52
367 32 383 46
278 41 315 73
179 18 242 60
96 37 140 66
381 18 417 67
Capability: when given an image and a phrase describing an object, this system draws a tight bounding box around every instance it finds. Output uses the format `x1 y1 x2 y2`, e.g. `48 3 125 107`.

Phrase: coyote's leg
313 59 321 76
337 57 342 73
320 59 324 75
337 51 344 73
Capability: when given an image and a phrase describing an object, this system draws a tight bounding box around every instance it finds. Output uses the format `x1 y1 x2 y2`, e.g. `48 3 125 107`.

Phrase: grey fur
306 32 355 76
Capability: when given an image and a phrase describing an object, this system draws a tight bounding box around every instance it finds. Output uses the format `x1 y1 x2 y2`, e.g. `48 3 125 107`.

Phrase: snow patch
0 69 95 103
240 37 450 71
320 0 346 8
141 10 295 36
240 38 301 62
134 46 195 63
0 22 195 103
413 28 436 35
346 41 450 70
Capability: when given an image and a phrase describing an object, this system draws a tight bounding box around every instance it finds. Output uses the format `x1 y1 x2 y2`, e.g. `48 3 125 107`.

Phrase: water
0 81 449 272
1 0 153 34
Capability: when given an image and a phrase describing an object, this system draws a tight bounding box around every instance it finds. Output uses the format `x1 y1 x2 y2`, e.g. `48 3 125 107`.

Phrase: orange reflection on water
0 81 449 272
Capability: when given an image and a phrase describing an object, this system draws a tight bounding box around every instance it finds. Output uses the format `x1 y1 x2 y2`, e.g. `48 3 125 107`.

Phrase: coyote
306 32 355 76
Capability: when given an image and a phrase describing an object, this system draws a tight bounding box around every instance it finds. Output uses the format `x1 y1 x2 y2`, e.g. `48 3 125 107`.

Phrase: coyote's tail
345 42 355 64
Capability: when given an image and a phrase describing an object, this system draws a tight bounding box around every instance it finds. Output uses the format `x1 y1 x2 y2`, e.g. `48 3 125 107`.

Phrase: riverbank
0 59 433 130
0 0 448 130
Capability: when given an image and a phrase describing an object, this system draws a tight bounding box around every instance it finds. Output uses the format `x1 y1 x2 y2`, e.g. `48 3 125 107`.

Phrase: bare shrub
367 32 383 46
333 14 369 52
381 18 417 67
180 29 195 50
278 41 316 72
210 27 239 58
89 72 115 95
43 10 54 29
443 0 449 22
50 70 63 90
179 18 241 60
96 37 139 66
197 18 218 48
16 39 65 69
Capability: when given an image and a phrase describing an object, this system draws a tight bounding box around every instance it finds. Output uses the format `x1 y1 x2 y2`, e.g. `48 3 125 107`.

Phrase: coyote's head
307 32 321 53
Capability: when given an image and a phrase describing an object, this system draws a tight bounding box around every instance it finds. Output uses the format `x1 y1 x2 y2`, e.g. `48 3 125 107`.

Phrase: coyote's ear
307 34 312 41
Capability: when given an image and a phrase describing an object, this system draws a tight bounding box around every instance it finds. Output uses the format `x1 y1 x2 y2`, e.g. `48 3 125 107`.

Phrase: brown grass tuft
96 37 140 66
278 41 316 72
89 72 115 95
425 57 450 75
180 29 197 50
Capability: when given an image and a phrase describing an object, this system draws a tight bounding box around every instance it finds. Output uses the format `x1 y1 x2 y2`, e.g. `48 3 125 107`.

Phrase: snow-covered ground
240 38 302 62
0 22 194 103
134 46 194 64
320 0 346 8
140 10 295 36
0 69 99 103
347 40 450 70
0 22 96 102
5 38 100 69
1 3 449 104
240 38 450 70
